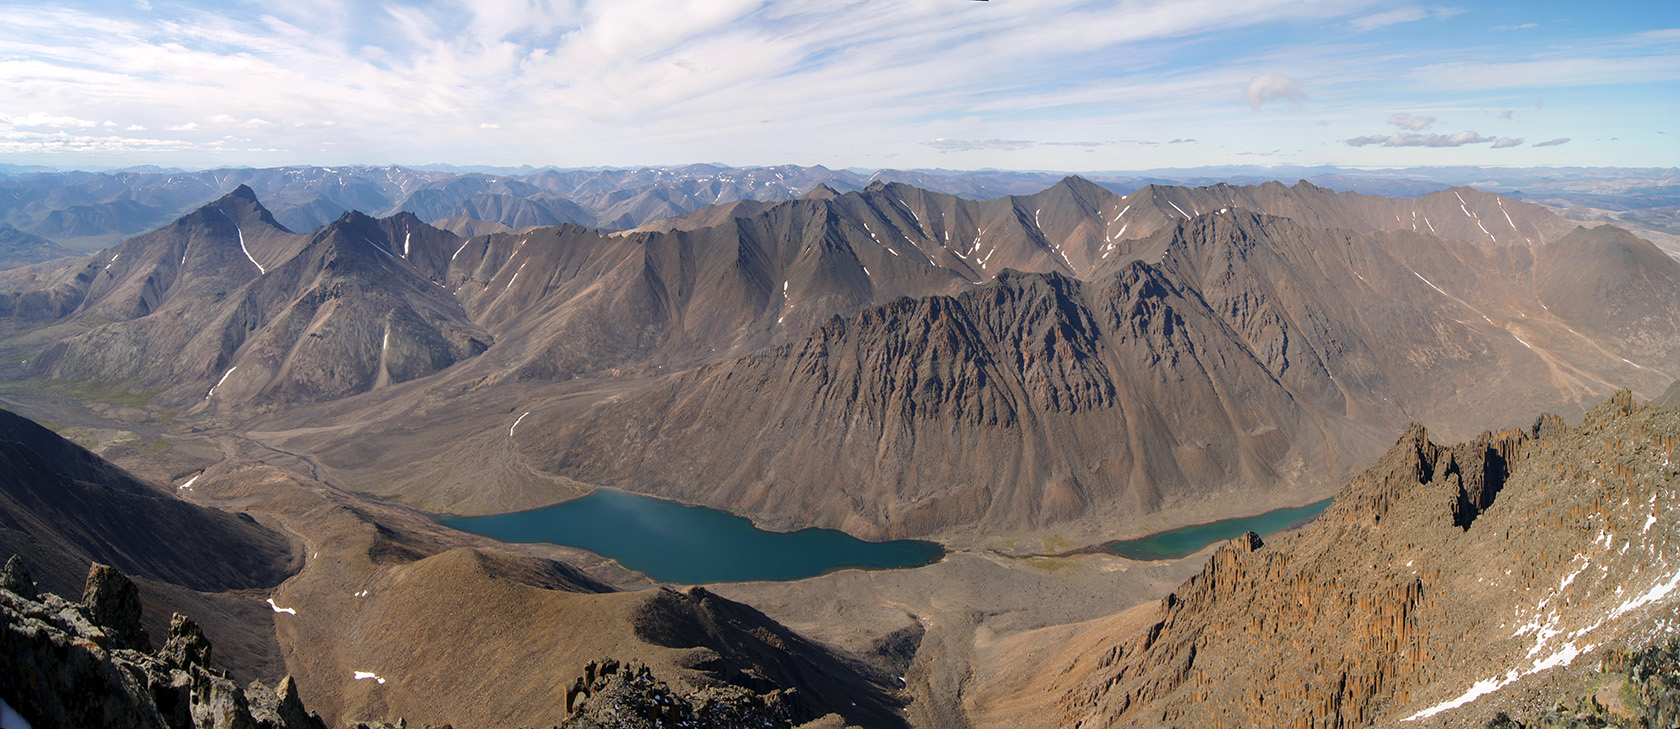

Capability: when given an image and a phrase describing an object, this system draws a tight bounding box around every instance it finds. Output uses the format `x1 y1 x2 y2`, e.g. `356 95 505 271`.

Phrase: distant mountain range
3 164 1672 259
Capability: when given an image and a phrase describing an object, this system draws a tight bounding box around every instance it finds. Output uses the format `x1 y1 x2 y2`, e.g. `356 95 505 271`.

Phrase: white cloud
1490 137 1523 148
124 124 146 131
1533 137 1571 147
1 112 100 128
1491 23 1538 31
167 122 200 131
1245 72 1306 110
239 118 274 128
0 128 198 154
1388 113 1436 130
206 113 238 124
478 123 502 129
1349 6 1463 32
1344 130 1495 147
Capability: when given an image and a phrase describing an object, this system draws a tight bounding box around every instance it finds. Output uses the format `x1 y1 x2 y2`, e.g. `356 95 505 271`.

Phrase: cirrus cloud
1344 130 1495 147
1532 137 1571 147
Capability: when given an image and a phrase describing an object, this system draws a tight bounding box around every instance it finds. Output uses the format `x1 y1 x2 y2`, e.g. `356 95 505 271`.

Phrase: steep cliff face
529 264 1386 538
1027 391 1679 728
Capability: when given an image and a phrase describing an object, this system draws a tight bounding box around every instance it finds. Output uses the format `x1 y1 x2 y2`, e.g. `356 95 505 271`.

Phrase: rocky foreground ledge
0 556 326 729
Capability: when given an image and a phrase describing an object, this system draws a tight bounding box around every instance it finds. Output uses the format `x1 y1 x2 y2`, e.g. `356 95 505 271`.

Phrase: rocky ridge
967 389 1680 727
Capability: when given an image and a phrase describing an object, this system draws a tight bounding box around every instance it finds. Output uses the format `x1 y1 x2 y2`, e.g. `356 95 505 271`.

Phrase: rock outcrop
1028 390 1680 727
561 657 800 729
0 559 326 729
1484 638 1680 728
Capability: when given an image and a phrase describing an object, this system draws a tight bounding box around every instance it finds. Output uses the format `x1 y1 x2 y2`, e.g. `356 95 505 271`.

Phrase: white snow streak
205 366 237 400
509 411 530 437
504 261 526 291
265 598 296 615
236 227 265 273
1455 192 1496 242
1497 199 1519 232
402 232 411 258
178 475 199 490
450 239 470 262
1609 567 1680 620
1168 200 1191 219
1413 271 1449 297
1407 671 1520 720
353 671 386 685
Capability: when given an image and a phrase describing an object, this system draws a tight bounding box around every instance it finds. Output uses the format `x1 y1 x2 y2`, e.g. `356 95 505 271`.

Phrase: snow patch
178 474 199 490
353 671 386 685
1412 271 1449 297
402 232 411 258
1497 199 1519 232
236 227 264 273
1406 670 1521 720
266 598 296 615
1609 566 1680 620
1168 200 1191 219
509 411 530 438
206 366 237 400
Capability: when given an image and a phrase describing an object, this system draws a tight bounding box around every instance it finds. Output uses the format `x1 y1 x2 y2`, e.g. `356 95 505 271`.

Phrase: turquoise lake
440 489 945 584
1103 498 1334 561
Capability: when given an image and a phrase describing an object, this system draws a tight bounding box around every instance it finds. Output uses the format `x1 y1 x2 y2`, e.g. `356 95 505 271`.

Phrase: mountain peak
800 183 841 200
222 184 259 203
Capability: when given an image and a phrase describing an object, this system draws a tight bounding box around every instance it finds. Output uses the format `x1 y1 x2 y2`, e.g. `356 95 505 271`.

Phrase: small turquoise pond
1103 498 1334 561
440 489 945 584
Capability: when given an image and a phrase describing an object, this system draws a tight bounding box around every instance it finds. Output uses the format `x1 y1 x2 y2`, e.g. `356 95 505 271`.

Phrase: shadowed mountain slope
0 407 297 680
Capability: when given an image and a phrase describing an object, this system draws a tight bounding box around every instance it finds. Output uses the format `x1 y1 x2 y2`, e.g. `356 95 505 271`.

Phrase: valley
1 172 1676 729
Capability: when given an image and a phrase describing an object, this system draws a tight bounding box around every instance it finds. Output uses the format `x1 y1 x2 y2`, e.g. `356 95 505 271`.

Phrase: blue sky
0 0 1674 171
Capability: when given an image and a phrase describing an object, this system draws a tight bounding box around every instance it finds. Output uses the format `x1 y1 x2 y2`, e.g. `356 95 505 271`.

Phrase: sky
0 0 1675 172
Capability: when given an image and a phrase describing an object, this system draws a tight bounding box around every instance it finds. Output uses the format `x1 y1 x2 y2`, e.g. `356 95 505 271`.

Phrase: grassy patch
1026 556 1078 573
58 379 157 408
142 439 171 455
1041 535 1074 553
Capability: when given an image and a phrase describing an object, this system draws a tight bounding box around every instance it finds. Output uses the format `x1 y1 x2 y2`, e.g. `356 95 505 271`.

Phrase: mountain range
4 164 1673 261
0 167 1677 728
2 176 1674 540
